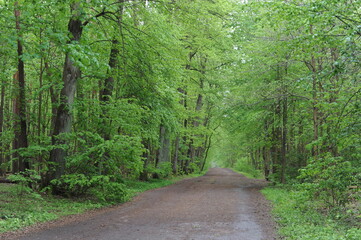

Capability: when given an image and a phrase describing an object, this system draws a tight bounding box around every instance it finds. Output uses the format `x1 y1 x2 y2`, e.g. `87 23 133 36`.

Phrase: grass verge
0 173 202 234
262 187 361 240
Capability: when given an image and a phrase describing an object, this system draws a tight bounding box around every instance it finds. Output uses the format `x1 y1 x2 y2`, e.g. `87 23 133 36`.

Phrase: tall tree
49 2 84 180
13 1 29 172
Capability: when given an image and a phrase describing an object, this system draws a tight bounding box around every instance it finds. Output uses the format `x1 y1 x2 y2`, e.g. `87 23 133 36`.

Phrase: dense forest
0 0 235 185
0 0 360 225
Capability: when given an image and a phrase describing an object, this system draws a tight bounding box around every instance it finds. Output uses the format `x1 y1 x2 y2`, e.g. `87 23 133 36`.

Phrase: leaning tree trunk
48 3 83 181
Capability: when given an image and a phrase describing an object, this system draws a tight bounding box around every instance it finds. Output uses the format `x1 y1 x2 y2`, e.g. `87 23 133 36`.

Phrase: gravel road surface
7 168 277 240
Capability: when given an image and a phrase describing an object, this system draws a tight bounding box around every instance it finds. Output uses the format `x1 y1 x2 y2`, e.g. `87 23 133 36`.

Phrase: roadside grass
0 183 103 233
0 173 202 234
262 187 361 240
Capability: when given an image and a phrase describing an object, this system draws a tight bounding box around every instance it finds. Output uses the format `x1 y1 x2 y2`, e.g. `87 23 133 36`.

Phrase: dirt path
11 168 277 240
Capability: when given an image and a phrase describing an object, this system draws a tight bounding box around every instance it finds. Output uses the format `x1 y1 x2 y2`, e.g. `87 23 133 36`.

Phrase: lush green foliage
214 0 360 213
262 187 360 240
49 174 128 203
298 155 360 209
0 0 359 235
0 0 235 185
0 183 103 233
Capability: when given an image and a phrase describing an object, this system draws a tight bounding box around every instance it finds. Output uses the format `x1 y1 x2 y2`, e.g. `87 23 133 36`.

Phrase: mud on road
8 168 277 240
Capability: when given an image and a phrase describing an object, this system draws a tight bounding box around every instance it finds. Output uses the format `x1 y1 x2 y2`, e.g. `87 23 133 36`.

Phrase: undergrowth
232 158 263 179
262 187 361 240
0 183 102 233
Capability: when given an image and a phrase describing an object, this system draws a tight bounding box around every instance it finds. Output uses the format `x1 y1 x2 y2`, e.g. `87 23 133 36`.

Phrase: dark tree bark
13 2 29 172
99 39 119 140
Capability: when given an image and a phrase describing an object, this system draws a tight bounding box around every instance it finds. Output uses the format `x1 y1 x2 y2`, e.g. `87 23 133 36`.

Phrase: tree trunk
14 2 29 172
262 146 270 180
139 139 151 181
172 136 180 174
157 125 171 165
280 97 288 184
99 39 119 140
48 3 83 181
37 56 44 169
12 74 20 173
200 134 212 172
45 62 58 135
271 102 281 180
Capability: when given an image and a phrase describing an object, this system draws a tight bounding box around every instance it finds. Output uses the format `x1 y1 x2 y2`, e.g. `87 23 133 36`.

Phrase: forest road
14 168 277 240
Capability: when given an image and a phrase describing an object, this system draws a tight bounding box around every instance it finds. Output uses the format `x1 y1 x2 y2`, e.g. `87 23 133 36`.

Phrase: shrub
50 174 128 203
298 154 360 210
7 170 42 200
7 169 41 192
90 181 128 203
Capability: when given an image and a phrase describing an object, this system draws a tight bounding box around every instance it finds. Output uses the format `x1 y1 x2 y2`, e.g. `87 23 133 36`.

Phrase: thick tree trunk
99 39 119 140
14 2 29 172
172 136 180 174
187 77 204 171
49 3 83 181
157 125 171 165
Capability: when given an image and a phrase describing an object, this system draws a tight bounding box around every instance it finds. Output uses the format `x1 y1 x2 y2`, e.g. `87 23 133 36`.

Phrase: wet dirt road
14 168 277 240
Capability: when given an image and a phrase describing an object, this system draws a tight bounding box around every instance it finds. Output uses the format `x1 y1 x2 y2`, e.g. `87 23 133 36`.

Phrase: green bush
50 174 128 203
50 174 91 196
62 131 144 178
150 162 173 179
90 181 128 203
298 154 360 209
7 170 42 202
